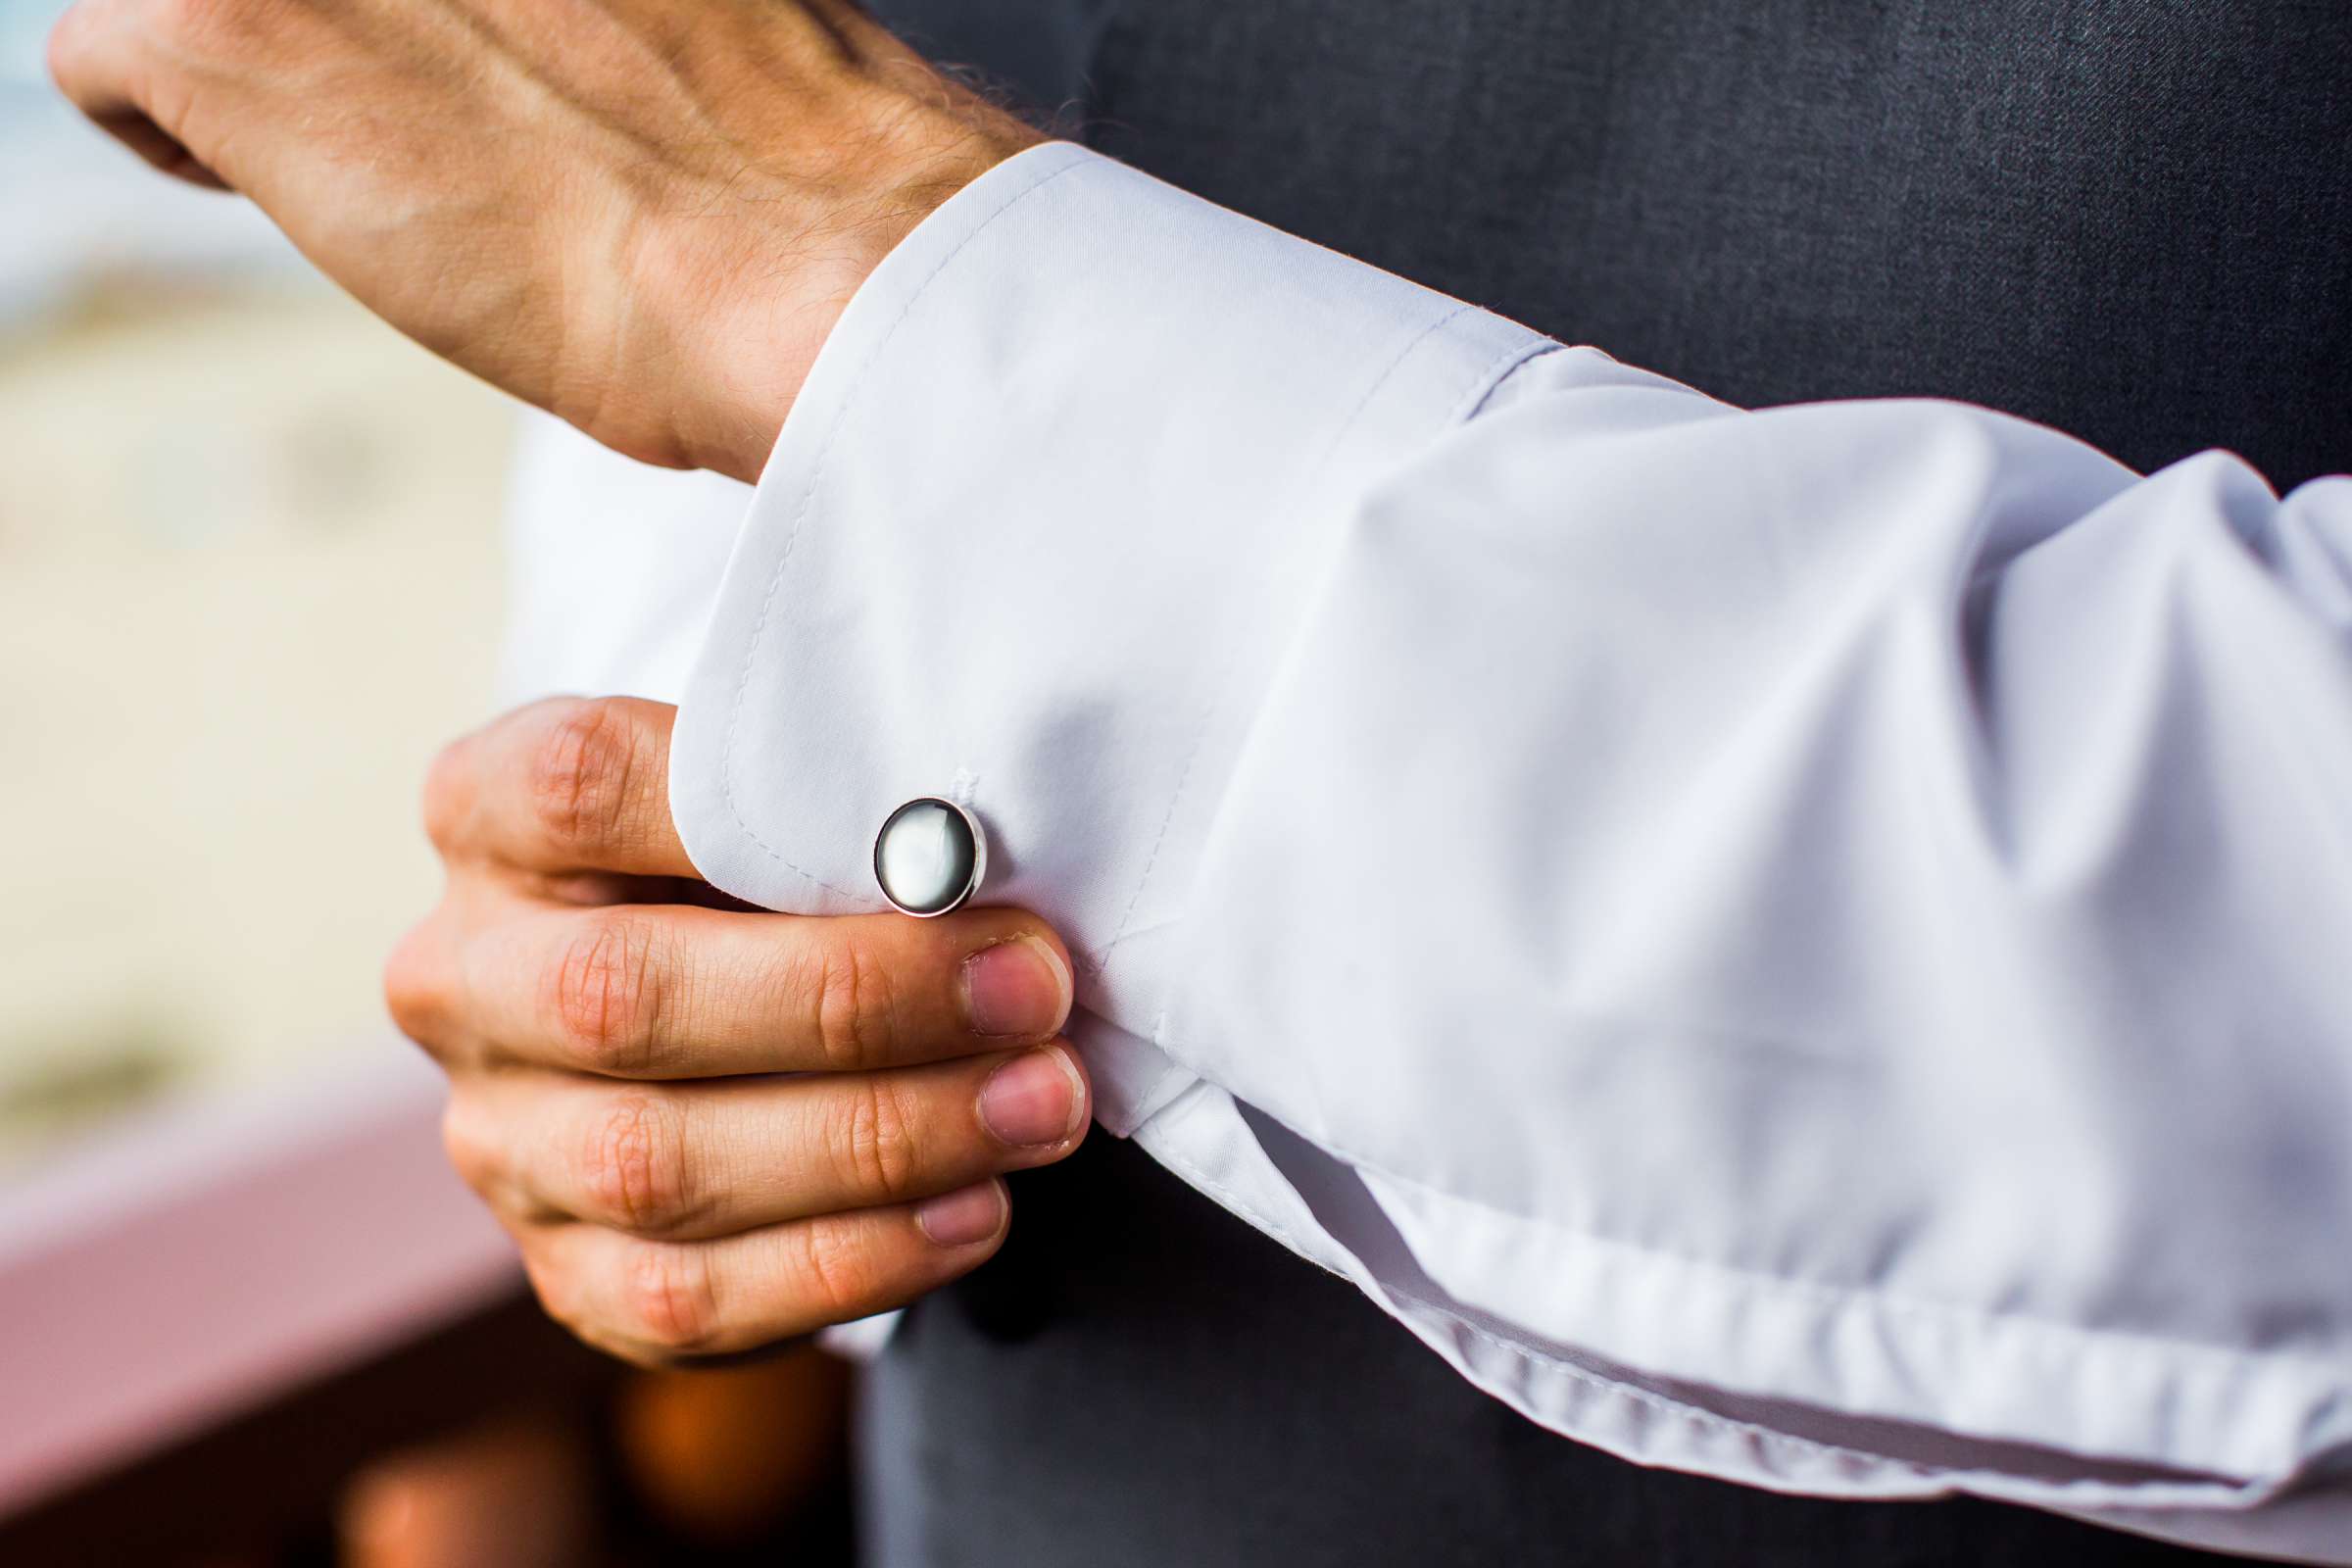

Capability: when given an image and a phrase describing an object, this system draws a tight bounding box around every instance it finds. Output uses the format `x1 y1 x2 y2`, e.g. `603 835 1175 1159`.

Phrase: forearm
47 0 1040 479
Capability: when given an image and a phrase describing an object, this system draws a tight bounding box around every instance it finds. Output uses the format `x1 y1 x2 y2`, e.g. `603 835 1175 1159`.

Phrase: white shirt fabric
501 142 2352 1560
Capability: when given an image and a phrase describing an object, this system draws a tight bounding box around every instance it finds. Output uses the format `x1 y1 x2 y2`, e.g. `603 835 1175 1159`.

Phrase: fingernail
916 1180 1005 1247
977 1045 1084 1147
961 935 1071 1037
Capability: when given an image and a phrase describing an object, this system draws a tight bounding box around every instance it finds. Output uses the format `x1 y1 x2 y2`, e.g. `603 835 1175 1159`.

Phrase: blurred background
0 5 852 1560
0 0 507 1171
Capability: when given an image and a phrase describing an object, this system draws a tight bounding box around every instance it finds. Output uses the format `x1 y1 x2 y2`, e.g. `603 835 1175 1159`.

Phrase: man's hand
385 697 1089 1365
48 0 1041 480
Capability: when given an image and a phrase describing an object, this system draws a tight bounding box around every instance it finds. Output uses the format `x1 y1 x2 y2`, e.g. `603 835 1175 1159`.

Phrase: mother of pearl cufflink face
873 797 988 917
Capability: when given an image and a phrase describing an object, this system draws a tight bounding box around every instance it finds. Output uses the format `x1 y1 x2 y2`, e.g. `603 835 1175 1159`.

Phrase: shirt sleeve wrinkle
666 141 2352 1558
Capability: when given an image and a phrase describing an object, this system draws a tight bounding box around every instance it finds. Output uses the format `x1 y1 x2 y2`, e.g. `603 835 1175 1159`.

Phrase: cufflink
873 797 988 917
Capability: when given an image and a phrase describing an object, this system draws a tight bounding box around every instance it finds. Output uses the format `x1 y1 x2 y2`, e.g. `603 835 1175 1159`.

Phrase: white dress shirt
501 142 2352 1561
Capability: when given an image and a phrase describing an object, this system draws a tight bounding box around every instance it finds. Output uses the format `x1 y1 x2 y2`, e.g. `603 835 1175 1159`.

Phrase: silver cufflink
873 797 988 917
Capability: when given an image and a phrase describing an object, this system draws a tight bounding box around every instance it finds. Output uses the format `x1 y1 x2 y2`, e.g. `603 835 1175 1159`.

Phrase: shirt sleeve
667 140 2352 1558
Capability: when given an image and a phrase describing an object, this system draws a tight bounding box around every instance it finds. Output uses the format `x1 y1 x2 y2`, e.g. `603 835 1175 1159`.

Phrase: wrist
652 101 1045 484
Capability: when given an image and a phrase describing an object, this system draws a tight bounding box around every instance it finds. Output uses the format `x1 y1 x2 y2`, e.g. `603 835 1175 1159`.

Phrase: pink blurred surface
0 1040 517 1515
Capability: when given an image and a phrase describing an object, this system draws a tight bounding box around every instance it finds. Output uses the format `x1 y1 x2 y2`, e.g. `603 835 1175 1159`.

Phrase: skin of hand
383 697 1091 1364
47 0 1044 481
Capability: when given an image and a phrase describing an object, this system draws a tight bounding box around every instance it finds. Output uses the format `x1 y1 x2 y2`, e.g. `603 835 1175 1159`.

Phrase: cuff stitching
1446 339 1564 426
1088 301 1482 975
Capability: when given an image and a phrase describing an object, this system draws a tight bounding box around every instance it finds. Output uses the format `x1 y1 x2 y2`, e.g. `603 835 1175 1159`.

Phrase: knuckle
620 1242 721 1352
547 913 666 1072
169 0 301 51
419 734 477 854
811 935 896 1071
152 0 259 52
439 1094 499 1194
582 1330 672 1372
578 1092 696 1236
382 921 453 1049
792 1214 885 1324
44 5 94 89
527 699 642 859
520 1253 598 1348
146 0 214 42
834 1076 923 1203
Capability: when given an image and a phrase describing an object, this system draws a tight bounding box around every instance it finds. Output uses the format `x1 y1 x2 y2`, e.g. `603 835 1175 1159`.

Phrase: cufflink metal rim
872 796 989 918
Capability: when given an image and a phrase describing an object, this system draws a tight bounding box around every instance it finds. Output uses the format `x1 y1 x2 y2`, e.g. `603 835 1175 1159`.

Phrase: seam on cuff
715 149 1090 900
1122 315 1557 984
1082 301 1484 976
1447 338 1565 426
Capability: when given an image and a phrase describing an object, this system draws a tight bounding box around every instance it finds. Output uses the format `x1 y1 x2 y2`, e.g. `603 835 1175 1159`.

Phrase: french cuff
668 141 1547 1128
